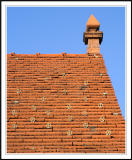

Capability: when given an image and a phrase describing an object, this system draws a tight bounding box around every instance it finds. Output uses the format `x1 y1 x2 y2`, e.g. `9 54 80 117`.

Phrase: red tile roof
7 52 125 153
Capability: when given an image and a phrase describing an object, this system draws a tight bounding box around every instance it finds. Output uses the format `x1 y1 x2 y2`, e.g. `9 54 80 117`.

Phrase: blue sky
7 7 125 118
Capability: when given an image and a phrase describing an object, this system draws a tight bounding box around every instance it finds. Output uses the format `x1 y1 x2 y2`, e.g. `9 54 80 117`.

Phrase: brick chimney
83 14 103 54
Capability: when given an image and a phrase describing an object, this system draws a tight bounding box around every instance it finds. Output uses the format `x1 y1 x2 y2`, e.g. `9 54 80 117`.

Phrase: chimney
83 14 103 54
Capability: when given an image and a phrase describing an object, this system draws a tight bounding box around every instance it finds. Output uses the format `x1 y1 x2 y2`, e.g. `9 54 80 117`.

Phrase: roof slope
7 53 125 153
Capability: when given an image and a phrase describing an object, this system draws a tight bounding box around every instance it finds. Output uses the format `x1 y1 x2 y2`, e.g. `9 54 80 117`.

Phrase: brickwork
7 53 125 153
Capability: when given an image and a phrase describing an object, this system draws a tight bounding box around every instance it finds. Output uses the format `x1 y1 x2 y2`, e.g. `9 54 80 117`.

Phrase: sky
7 7 125 119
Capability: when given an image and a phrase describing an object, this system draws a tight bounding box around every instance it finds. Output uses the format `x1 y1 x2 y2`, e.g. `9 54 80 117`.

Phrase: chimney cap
86 14 100 29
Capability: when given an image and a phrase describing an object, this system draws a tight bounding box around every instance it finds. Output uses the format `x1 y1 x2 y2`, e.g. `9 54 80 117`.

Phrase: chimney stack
83 14 103 54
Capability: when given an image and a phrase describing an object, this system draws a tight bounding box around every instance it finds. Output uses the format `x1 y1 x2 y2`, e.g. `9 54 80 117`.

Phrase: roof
7 53 125 153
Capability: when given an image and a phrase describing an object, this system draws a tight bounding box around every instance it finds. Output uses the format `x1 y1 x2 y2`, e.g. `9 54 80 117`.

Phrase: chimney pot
83 14 103 54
